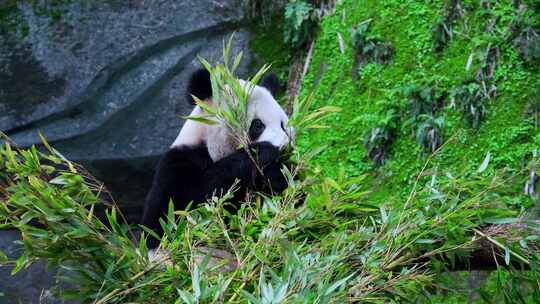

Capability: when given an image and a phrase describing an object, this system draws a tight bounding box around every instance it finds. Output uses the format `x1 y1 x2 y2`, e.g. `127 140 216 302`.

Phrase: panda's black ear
260 72 280 97
187 68 212 105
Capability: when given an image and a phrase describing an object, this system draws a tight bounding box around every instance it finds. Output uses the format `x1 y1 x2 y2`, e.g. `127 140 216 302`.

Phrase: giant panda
141 68 293 250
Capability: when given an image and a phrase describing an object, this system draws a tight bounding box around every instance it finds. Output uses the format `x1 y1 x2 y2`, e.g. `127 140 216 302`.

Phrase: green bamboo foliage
351 19 394 66
185 35 269 150
525 92 540 129
364 109 400 166
1 131 540 303
2 133 539 303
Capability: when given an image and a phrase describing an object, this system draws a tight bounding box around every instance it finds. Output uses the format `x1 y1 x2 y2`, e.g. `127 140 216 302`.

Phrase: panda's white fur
171 79 293 162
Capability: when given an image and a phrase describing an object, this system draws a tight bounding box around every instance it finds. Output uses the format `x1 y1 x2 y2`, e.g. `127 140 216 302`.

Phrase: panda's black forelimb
141 142 287 249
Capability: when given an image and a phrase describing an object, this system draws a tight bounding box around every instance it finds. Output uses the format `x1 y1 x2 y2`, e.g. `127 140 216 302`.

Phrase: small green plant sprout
452 80 488 129
416 114 445 153
432 17 453 53
525 92 540 128
403 84 445 126
515 27 540 66
431 0 464 53
510 2 540 67
523 149 539 198
364 109 399 166
283 0 320 49
350 19 394 77
350 19 372 50
401 85 446 152
476 45 500 84
244 0 288 25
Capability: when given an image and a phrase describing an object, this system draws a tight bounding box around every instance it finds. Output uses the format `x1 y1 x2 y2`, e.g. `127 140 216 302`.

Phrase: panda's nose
257 127 291 150
276 127 295 150
286 126 296 146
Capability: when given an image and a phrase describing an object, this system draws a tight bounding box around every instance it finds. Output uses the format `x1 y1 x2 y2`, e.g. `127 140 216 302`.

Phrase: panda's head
172 68 294 161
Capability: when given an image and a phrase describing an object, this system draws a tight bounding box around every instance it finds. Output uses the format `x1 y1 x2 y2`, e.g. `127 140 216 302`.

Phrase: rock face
1 0 253 220
0 1 256 302
0 231 75 304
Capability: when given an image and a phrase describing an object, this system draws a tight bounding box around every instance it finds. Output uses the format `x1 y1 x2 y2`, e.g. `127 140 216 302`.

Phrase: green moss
297 0 539 208
249 22 292 86
0 0 74 38
0 1 18 18
0 1 23 36
290 3 539 298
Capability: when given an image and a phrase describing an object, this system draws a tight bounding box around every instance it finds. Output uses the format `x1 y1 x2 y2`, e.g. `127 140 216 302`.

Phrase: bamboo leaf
504 246 510 265
477 151 491 173
182 115 219 125
484 217 518 225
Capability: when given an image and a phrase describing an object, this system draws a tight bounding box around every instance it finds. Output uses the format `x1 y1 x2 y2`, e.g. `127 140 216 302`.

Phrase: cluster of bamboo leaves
1 134 539 303
511 0 540 67
185 35 270 150
431 0 463 53
403 85 446 153
364 84 447 166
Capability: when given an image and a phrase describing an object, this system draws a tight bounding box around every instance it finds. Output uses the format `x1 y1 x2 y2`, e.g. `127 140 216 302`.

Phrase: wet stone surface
0 1 253 302
0 0 252 220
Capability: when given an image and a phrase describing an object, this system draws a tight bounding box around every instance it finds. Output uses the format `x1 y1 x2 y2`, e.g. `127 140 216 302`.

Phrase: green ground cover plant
296 0 540 206
283 0 321 49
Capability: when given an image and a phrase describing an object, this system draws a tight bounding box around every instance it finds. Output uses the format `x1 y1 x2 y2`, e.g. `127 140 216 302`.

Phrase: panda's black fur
142 69 289 249
186 69 213 105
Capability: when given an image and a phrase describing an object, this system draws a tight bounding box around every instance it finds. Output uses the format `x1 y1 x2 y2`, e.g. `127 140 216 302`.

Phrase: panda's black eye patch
249 118 266 141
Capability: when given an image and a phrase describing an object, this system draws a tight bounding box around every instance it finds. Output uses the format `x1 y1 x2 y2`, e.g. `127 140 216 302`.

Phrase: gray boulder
0 1 260 302
1 0 254 221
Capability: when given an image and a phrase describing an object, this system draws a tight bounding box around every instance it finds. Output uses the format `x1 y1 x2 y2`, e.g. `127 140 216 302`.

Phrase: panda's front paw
249 142 281 166
260 161 288 194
